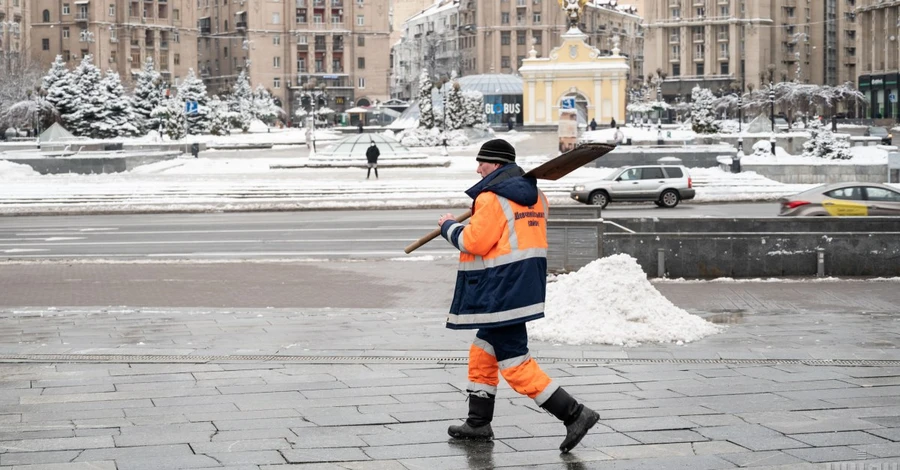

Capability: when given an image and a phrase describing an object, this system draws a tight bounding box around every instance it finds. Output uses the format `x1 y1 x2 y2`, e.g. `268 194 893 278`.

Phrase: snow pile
0 160 38 179
247 119 270 133
531 254 722 347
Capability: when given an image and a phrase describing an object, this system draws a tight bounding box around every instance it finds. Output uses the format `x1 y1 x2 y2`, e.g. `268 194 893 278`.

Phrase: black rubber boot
541 387 600 453
448 393 495 441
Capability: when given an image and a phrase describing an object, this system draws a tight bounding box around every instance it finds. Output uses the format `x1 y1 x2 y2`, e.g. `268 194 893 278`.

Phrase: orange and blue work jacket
440 164 549 330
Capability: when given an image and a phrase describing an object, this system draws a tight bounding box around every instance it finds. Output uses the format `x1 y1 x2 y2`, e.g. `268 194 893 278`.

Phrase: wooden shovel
404 142 615 254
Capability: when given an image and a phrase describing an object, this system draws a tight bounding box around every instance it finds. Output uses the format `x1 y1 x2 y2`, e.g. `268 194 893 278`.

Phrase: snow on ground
742 144 890 165
531 254 722 347
127 126 344 146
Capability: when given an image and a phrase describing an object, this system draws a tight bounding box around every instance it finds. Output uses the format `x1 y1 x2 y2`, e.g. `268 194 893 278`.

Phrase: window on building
174 53 180 65
533 12 541 23
42 10 51 22
696 62 704 75
298 35 307 44
274 77 281 88
110 29 117 41
671 8 680 18
63 50 71 61
501 13 509 24
109 4 115 16
517 31 526 45
62 4 70 15
274 56 281 68
785 7 794 17
273 35 281 45
272 12 280 24
224 46 229 56
297 9 307 23
672 63 680 76
696 7 704 17
533 32 541 45
720 6 728 16
501 56 510 68
297 57 306 71
358 77 366 88
517 55 524 67
720 62 729 75
357 0 363 5
671 45 679 56
501 31 510 45
42 38 50 50
695 44 704 56
357 15 364 25
174 8 179 20
358 57 365 68
63 27 70 38
357 35 364 46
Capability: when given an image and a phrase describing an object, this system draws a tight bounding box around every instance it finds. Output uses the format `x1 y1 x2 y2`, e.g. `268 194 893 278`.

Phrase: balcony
516 0 527 6
718 52 729 60
145 39 154 47
333 41 343 51
717 31 728 41
295 0 306 6
75 13 89 22
669 0 680 6
131 40 140 48
844 56 856 64
669 34 679 43
693 33 704 42
236 21 247 29
312 0 324 7
314 42 326 51
160 40 168 49
330 0 342 5
692 0 703 5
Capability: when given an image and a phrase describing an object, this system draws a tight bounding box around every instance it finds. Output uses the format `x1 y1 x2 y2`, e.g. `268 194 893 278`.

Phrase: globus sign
485 102 522 115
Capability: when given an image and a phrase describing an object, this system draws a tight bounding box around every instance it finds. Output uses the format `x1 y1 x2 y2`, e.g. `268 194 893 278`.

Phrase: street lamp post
301 79 328 153
769 82 776 154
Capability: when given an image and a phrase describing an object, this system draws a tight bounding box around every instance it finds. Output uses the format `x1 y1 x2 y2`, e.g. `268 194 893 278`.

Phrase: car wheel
589 191 609 208
659 189 680 208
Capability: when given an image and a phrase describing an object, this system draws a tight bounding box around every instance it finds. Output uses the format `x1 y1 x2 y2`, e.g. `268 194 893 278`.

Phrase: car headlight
573 185 585 191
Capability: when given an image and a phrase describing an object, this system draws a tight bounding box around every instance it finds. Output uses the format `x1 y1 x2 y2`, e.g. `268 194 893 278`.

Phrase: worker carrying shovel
434 138 600 453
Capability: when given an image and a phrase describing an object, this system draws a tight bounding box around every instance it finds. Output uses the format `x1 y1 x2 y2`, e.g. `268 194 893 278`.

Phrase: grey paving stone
696 424 810 451
21 409 123 423
0 431 74 442
763 418 882 434
1 463 117 470
301 412 397 427
0 450 80 466
854 442 900 458
783 445 867 462
719 450 807 467
37 385 116 396
0 436 114 453
602 416 697 433
683 414 746 427
212 429 299 442
211 417 316 431
114 454 221 470
689 440 748 455
124 402 238 417
184 408 302 423
203 450 285 466
581 454 741 469
624 430 708 444
598 442 695 460
867 428 900 441
789 431 891 447
281 447 370 463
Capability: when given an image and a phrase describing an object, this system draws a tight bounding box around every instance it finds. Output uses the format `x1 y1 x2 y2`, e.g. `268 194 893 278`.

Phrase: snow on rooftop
532 254 722 347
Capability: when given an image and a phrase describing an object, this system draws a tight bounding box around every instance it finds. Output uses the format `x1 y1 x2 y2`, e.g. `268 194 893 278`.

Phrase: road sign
890 93 897 104
561 97 576 110
185 101 199 115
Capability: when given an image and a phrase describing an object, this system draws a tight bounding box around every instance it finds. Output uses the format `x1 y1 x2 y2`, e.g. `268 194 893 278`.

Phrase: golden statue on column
558 0 589 28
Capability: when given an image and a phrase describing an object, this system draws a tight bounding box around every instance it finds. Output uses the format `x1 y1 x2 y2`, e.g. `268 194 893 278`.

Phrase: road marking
0 239 417 247
8 226 433 237
0 250 455 259
2 249 49 253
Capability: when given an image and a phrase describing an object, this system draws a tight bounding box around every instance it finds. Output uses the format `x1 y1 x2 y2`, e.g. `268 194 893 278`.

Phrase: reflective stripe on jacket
441 190 549 329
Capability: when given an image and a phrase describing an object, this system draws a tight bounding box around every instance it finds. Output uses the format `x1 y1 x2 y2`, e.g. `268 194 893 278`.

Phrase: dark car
864 126 892 145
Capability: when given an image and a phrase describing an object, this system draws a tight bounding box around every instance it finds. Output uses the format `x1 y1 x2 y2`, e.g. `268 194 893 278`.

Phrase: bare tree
0 52 45 112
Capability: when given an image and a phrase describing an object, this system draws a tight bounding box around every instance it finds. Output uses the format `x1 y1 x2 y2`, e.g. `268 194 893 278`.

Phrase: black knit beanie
476 139 516 164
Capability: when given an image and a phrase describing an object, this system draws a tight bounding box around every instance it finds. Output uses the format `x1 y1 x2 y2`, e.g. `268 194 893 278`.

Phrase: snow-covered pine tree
132 58 163 135
44 57 80 130
207 97 233 136
252 85 278 125
66 55 106 137
151 97 186 140
228 69 253 132
97 70 140 137
444 81 464 130
176 69 211 134
802 116 851 160
417 70 435 129
41 55 68 95
690 85 721 134
461 90 485 127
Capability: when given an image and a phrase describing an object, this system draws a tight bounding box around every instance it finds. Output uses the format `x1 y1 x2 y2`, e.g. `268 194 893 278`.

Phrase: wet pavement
0 278 899 469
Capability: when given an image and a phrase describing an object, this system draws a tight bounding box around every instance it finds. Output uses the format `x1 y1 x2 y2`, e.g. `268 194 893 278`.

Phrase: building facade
2 0 29 67
642 0 854 100
31 0 197 89
195 0 392 121
391 0 643 101
856 0 899 119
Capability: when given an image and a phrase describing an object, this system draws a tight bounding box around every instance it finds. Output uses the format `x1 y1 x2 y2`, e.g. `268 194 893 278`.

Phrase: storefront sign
872 78 884 86
484 102 522 115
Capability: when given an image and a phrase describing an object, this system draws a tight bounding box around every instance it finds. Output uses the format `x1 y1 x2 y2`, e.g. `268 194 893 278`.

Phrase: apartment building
31 0 197 89
391 0 643 101
196 0 391 120
642 0 854 99
856 0 898 119
1 0 29 65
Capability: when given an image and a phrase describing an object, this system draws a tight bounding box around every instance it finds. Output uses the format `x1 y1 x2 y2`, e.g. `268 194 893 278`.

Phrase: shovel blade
526 143 616 181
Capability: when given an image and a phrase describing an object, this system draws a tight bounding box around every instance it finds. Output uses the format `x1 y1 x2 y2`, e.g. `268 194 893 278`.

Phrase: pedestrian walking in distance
589 118 598 131
365 141 380 179
614 125 625 145
609 117 617 129
437 138 599 453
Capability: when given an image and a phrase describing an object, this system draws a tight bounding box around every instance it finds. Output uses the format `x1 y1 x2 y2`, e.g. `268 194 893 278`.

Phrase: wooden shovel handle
404 209 473 254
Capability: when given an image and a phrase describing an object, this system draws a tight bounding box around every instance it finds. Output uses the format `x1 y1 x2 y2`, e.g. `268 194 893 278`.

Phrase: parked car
570 165 695 209
778 182 900 216
864 126 892 145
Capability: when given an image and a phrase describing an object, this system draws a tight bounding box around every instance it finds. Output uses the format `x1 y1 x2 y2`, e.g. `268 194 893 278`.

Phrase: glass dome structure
440 74 524 95
311 133 417 161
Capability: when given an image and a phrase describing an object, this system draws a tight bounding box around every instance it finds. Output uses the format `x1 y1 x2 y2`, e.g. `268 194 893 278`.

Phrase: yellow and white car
778 182 900 216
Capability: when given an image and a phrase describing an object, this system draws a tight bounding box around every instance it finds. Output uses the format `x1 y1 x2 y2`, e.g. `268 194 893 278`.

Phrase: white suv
570 165 695 209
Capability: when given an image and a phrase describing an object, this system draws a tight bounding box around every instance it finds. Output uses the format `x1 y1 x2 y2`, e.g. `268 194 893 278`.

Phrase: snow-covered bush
99 70 140 137
252 85 279 125
690 86 720 134
462 90 485 127
802 116 851 160
396 127 470 147
417 70 435 129
752 139 773 158
444 81 464 130
151 97 186 140
207 97 233 136
65 56 106 137
228 70 253 132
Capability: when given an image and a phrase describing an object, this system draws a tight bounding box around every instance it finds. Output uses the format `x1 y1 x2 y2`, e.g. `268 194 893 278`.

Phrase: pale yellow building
519 27 628 126
31 0 197 89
